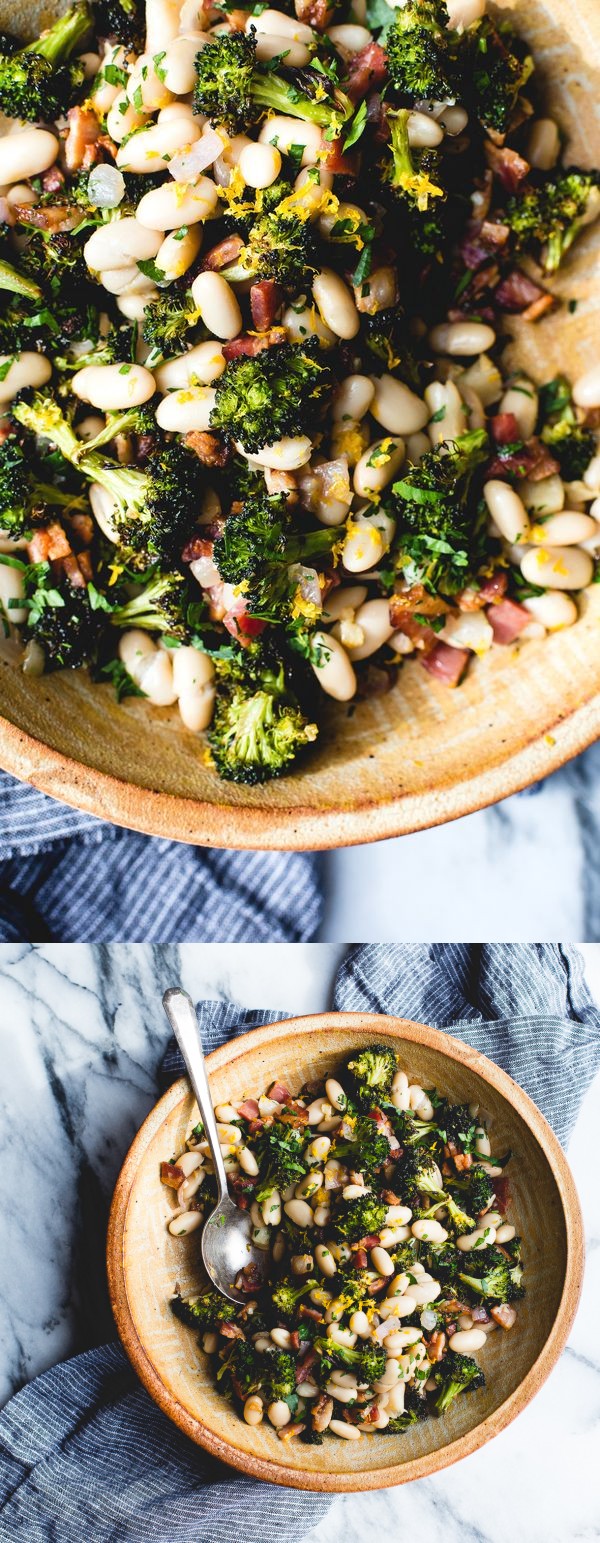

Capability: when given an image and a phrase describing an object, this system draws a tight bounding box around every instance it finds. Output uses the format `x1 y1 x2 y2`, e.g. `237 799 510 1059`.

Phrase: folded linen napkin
0 771 321 942
0 944 598 1542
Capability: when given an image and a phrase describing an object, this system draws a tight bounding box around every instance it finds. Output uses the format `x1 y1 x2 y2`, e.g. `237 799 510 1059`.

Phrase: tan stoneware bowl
107 1011 584 1490
1 0 599 849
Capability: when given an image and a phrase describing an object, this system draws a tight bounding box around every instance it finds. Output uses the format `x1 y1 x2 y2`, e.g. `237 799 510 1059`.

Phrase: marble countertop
1 942 599 1543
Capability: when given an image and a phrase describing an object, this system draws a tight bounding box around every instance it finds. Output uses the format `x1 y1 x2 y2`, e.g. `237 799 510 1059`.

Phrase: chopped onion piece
87 164 125 208
169 127 225 184
421 1309 438 1331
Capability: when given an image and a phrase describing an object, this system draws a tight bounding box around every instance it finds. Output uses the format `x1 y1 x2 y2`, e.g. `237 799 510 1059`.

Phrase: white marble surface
1 942 599 1543
321 742 600 942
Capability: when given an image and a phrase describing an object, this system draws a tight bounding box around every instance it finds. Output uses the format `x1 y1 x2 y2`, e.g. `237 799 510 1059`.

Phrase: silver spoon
162 988 269 1304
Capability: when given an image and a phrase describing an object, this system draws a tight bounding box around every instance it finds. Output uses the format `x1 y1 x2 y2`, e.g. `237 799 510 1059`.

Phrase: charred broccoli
213 493 337 622
334 1115 392 1174
539 374 596 479
271 1277 318 1324
209 342 332 455
108 570 190 641
171 1286 237 1331
434 1350 485 1412
20 566 99 670
385 2 455 103
253 1122 308 1199
332 1193 387 1242
221 210 314 291
504 169 600 273
458 1244 524 1304
467 16 534 136
193 31 353 139
92 0 145 48
344 1043 397 1108
391 428 490 596
208 649 318 784
0 2 92 122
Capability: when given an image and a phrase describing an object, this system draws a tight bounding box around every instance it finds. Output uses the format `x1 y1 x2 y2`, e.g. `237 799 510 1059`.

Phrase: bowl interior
1 0 600 846
109 1013 583 1489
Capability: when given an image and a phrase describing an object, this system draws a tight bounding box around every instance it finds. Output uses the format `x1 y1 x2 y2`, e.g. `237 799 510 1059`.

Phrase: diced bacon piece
426 1331 446 1363
346 40 388 103
353 1248 368 1270
312 1394 334 1432
491 1303 517 1329
222 327 286 360
460 218 510 269
160 1162 184 1188
486 597 531 644
389 585 449 622
12 202 74 231
356 1234 381 1250
322 137 360 178
471 1304 491 1324
485 142 530 193
495 268 553 316
491 412 519 444
278 1422 306 1442
220 1321 245 1339
201 235 244 272
294 0 334 32
457 570 508 611
492 1175 510 1213
184 431 229 467
42 165 65 193
487 435 560 482
181 536 215 564
65 105 101 173
237 1098 260 1121
299 1303 323 1322
268 1081 291 1104
250 279 284 331
452 1151 473 1173
421 641 470 686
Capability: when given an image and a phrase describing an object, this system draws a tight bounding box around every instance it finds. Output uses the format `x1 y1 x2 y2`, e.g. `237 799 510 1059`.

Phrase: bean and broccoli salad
1 0 599 782
161 1042 523 1443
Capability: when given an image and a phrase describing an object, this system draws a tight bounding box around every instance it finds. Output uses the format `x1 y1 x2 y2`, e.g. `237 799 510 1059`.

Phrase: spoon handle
162 989 229 1204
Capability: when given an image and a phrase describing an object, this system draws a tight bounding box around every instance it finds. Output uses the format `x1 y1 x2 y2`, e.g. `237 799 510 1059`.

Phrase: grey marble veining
322 742 600 942
1 942 599 1543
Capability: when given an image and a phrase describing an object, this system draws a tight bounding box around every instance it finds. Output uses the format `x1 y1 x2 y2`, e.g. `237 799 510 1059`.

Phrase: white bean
252 9 314 42
370 375 429 436
495 1223 516 1244
283 298 335 348
306 1099 327 1125
499 378 538 440
172 647 215 698
411 1219 448 1243
168 1209 202 1234
457 1227 496 1251
573 365 600 410
126 53 173 111
238 1145 259 1176
72 363 156 412
106 91 149 144
258 115 322 165
0 562 26 625
85 218 163 272
315 1243 337 1277
520 545 593 591
408 111 444 148
440 609 493 656
371 1247 395 1277
525 116 560 170
155 386 216 433
307 1135 331 1160
445 0 486 24
524 591 578 631
99 264 144 295
0 128 58 183
354 265 397 313
310 631 356 701
155 342 225 391
439 104 468 134
449 1329 487 1352
349 1310 371 1337
329 1420 361 1439
0 353 51 405
425 380 468 444
203 1330 218 1353
391 1070 410 1110
385 1382 406 1416
429 320 496 355
118 630 156 682
244 436 313 470
262 1191 282 1225
325 1077 347 1111
338 598 394 660
244 1394 264 1425
239 141 282 188
137 177 218 229
328 1324 357 1349
155 225 203 283
530 512 597 546
313 269 360 341
460 353 503 407
403 1279 441 1306
161 33 209 95
520 473 565 514
190 271 243 339
332 375 374 423
353 443 404 501
268 1400 291 1428
284 1198 314 1227
474 1126 491 1157
483 481 530 544
328 23 371 56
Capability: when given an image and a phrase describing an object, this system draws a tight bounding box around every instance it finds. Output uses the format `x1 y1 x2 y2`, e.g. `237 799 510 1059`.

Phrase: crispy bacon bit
11 202 74 231
181 535 215 564
346 40 388 103
289 1330 301 1352
484 142 530 193
237 1098 260 1121
312 1394 334 1432
487 435 560 482
279 1103 310 1127
160 1162 184 1189
460 218 510 270
42 165 64 194
268 1081 291 1104
201 234 245 272
248 1117 267 1137
487 597 531 645
250 279 284 331
222 327 286 360
355 1234 381 1250
495 268 553 317
278 1422 306 1442
470 1304 491 1324
421 642 470 687
452 1151 473 1173
457 570 508 611
491 1303 517 1329
65 105 101 173
220 1321 245 1340
299 1303 323 1323
295 0 335 32
322 136 360 178
65 511 94 548
491 412 520 444
390 586 450 623
184 430 229 467
353 1247 368 1270
492 1175 510 1213
426 1331 446 1363
295 1347 318 1383
382 1188 401 1205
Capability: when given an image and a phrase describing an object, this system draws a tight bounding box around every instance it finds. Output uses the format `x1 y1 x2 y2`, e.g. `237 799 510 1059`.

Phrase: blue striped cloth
0 771 321 942
0 946 598 1541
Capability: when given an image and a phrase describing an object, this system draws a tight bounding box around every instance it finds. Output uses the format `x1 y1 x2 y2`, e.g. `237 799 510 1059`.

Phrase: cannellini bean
460 353 503 407
338 598 395 660
520 473 565 513
258 115 322 164
137 177 218 229
252 9 314 41
306 1099 327 1125
262 1191 282 1225
349 1310 371 1337
371 1247 395 1277
391 1069 410 1109
174 656 215 730
291 1253 314 1275
0 353 51 405
268 1400 291 1428
319 201 368 241
525 116 560 170
584 457 600 491
313 269 360 341
439 104 468 134
244 1394 264 1425
99 264 143 295
168 1209 202 1235
0 128 58 183
353 443 404 503
425 379 468 445
155 342 225 391
449 1329 487 1352
325 1077 347 1111
161 32 209 94
328 23 371 55
370 375 429 436
127 638 178 705
332 375 375 423
328 1324 357 1349
308 1135 331 1161
385 1328 422 1353
429 320 496 355
156 386 216 433
146 0 183 53
117 115 203 173
499 378 539 441
0 562 27 626
315 1243 337 1277
72 363 155 412
531 512 597 546
155 225 203 283
403 1279 441 1306
483 481 530 544
239 141 282 188
295 1170 323 1198
284 1198 314 1227
322 586 368 624
385 1382 406 1416
496 1223 516 1244
118 630 155 681
126 53 173 111
474 1126 491 1157
292 165 334 217
203 1330 218 1353
310 631 357 701
354 265 397 314
524 592 578 631
282 298 335 347
176 1151 203 1176
5 182 38 209
85 218 164 272
445 0 486 24
187 272 242 339
573 365 600 410
520 545 593 591
374 1360 401 1391
255 32 311 65
440 610 493 656
457 1227 496 1251
330 1420 361 1438
106 92 149 143
411 1219 448 1243
238 1145 259 1176
117 290 157 321
244 436 313 470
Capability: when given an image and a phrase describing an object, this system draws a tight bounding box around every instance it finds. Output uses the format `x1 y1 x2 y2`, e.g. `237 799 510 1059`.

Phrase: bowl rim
107 1010 585 1491
2 689 599 850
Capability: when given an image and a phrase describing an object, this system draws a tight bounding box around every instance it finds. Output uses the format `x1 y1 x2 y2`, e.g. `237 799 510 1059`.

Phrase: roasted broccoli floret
221 210 314 291
208 649 318 784
459 1244 524 1304
261 1348 297 1402
436 1100 479 1154
385 1 455 103
0 2 91 122
332 1193 387 1242
344 1044 397 1109
108 570 190 641
0 252 42 302
467 16 534 136
92 0 145 48
434 1349 485 1412
0 220 103 357
142 290 200 360
0 435 87 538
539 374 596 479
271 1277 318 1324
315 1336 387 1385
391 428 489 597
362 306 422 389
504 169 600 274
217 1337 262 1399
451 1165 495 1219
193 31 353 138
253 1122 308 1200
171 1286 237 1331
333 1115 391 1174
385 1386 429 1432
213 493 337 622
393 1148 444 1210
21 569 99 670
383 108 446 253
209 342 332 456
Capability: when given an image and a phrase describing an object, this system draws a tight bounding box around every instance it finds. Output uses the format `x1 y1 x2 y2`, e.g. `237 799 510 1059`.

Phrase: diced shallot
169 127 225 183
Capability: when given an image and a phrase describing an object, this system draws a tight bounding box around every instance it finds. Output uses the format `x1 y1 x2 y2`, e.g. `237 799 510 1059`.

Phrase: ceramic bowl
107 1011 584 1490
1 1 599 847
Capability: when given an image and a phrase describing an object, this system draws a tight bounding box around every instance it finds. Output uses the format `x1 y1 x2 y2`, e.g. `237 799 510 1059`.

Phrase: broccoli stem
0 257 42 301
26 3 92 66
250 73 350 132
